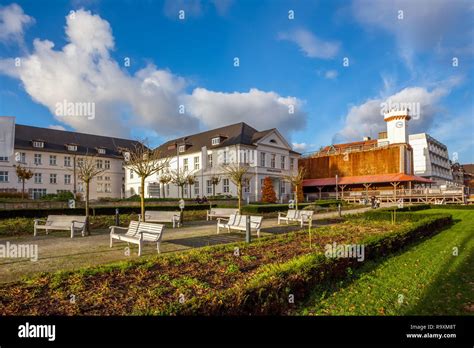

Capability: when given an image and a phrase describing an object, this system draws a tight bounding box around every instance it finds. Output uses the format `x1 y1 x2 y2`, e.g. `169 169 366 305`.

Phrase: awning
303 173 433 187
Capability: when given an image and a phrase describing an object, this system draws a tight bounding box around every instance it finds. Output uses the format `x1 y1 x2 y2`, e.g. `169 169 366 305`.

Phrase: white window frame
223 178 230 193
50 173 57 184
33 141 44 148
34 154 42 165
211 137 220 146
0 171 8 182
49 155 57 166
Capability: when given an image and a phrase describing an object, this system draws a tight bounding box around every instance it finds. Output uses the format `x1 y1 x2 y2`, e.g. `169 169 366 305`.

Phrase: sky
0 0 473 163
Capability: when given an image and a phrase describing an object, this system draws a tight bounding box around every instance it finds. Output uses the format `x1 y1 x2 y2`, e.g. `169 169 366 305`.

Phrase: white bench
138 210 181 228
110 221 165 256
278 210 314 227
207 208 240 220
34 215 86 238
217 214 263 237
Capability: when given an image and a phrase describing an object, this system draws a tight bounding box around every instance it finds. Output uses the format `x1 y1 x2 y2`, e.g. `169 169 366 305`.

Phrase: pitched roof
14 124 141 158
303 173 433 187
462 164 474 174
155 122 286 157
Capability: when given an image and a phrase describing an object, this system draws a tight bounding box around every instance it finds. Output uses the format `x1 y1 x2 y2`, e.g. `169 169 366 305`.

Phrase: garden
0 207 455 315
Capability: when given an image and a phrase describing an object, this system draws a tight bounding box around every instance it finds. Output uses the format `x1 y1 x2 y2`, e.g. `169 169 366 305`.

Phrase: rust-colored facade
300 143 413 179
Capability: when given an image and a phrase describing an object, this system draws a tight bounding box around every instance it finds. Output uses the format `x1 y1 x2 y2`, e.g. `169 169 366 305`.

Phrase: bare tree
284 167 306 210
76 155 106 235
159 173 172 199
170 168 188 199
210 174 221 197
185 173 196 199
221 163 253 213
14 165 33 199
124 142 170 221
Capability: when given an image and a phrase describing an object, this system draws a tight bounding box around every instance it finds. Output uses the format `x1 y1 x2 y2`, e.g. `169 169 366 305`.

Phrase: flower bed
0 212 451 315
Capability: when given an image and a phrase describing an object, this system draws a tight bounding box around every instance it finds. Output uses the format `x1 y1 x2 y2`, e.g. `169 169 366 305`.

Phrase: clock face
395 121 404 128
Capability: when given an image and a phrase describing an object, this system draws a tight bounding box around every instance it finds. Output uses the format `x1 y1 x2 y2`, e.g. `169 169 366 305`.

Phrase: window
281 155 286 169
269 139 277 144
97 148 106 155
194 156 200 170
271 154 276 168
78 182 84 193
16 152 26 163
223 178 230 193
260 152 266 167
130 170 134 179
183 158 189 171
67 144 77 152
77 158 84 167
49 155 57 166
243 151 248 164
223 151 228 165
211 137 220 146
105 160 110 169
97 183 103 192
184 185 188 196
0 171 8 182
50 174 57 184
96 159 103 169
207 180 212 194
194 180 199 195
290 158 295 170
34 173 42 184
64 174 71 185
34 154 42 165
243 178 250 193
178 145 185 153
208 154 213 168
33 141 44 148
104 176 111 181
29 188 47 199
280 182 286 194
64 156 71 167
0 156 7 162
97 176 103 181
105 183 111 193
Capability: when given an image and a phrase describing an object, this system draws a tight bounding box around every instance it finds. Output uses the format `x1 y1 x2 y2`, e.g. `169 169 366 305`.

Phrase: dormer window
33 141 44 148
97 148 106 155
211 137 220 146
67 144 77 152
178 145 185 153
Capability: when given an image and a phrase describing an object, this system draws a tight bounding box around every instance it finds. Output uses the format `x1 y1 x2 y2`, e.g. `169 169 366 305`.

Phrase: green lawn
298 209 474 315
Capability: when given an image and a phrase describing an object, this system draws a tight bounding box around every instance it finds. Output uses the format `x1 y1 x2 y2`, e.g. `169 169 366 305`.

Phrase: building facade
125 122 300 202
408 133 453 185
0 124 139 200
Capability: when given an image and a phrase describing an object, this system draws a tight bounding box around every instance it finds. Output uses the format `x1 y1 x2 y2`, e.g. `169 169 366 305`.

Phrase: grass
297 209 473 315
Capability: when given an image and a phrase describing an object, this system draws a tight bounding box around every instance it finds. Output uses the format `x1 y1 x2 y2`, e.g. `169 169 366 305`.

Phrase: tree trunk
295 184 299 210
140 176 145 222
22 179 25 199
237 183 242 214
188 184 191 198
162 183 166 198
180 185 184 199
85 181 90 235
212 184 215 197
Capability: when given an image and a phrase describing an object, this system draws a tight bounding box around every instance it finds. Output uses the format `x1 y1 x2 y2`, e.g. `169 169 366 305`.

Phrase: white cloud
352 0 474 67
0 8 306 140
0 3 34 44
185 88 306 135
325 70 338 79
292 142 308 152
278 28 340 59
48 125 66 131
334 84 455 143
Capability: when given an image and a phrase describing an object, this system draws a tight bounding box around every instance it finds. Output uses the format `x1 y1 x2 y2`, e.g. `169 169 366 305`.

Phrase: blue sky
0 0 473 162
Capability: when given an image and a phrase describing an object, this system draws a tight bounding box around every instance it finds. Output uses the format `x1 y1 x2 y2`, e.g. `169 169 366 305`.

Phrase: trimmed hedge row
430 204 474 210
242 203 312 213
179 212 452 315
0 203 215 219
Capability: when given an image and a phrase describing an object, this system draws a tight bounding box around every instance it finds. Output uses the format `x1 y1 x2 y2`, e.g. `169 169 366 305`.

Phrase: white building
408 133 453 185
0 123 140 199
125 122 300 202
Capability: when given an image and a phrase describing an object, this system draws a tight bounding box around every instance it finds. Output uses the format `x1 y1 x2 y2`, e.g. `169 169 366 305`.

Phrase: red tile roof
303 173 433 187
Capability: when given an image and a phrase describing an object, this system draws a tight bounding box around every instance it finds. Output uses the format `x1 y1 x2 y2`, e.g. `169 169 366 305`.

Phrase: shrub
261 177 277 203
0 191 24 199
40 191 75 202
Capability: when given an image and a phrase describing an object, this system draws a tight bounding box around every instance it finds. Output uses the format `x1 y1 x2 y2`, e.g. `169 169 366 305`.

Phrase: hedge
430 204 474 210
242 203 312 213
179 212 452 315
0 203 215 219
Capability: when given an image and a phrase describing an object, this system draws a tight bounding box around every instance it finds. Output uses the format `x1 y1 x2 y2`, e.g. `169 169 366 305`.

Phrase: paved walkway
0 207 372 283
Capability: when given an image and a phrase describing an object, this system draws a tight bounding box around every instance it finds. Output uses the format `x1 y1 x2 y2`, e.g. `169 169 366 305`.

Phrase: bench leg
34 226 37 237
110 236 113 248
157 242 161 254
257 229 260 238
70 227 74 239
138 241 142 256
216 225 220 234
